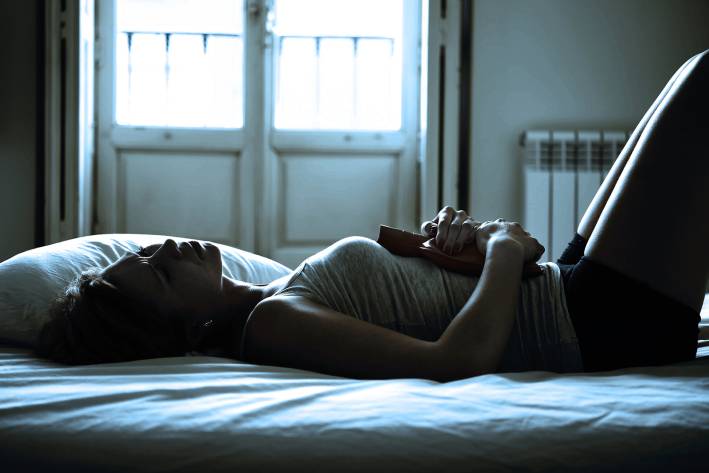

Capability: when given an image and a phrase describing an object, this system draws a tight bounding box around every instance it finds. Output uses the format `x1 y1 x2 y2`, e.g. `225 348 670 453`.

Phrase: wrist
486 236 524 260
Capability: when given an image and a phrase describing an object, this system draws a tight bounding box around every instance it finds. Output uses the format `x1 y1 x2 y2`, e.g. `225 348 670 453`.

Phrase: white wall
2 1 707 262
0 1 39 262
469 0 709 222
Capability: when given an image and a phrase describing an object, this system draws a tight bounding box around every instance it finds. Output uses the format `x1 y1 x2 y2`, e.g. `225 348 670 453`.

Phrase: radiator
521 130 630 262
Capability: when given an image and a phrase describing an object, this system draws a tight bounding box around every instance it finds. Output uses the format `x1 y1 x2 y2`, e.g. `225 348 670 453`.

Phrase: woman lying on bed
37 50 709 381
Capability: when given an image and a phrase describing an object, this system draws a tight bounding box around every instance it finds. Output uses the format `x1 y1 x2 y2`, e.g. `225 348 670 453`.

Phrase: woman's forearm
436 238 524 378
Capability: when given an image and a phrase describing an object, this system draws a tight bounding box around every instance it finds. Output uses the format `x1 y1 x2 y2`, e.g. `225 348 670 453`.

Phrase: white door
96 0 421 268
264 0 421 267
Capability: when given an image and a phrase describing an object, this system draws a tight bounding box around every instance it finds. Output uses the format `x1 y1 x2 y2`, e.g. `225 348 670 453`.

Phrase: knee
689 49 709 76
687 48 709 65
677 50 709 102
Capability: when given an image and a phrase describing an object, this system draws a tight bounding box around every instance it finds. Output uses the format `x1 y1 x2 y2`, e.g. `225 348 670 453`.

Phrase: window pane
277 38 317 129
115 0 244 128
273 0 403 131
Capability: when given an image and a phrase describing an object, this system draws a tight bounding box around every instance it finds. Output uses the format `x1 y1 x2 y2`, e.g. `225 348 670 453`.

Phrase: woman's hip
563 256 700 372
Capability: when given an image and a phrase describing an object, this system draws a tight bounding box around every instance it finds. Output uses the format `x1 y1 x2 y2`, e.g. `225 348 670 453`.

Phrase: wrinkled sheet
1 350 708 473
1 299 708 473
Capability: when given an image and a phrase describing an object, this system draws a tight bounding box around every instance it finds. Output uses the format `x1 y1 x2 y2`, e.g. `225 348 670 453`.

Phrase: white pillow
0 234 292 348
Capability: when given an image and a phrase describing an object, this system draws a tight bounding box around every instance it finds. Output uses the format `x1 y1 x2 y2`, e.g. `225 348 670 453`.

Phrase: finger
450 216 476 253
437 206 455 221
443 210 468 254
420 220 436 236
435 207 455 248
426 207 448 232
479 220 499 235
446 229 462 254
423 205 457 236
426 208 446 228
512 222 531 238
444 223 462 254
454 218 479 253
535 241 545 261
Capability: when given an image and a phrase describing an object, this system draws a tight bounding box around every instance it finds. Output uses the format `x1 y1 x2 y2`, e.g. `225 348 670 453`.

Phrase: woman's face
102 239 223 321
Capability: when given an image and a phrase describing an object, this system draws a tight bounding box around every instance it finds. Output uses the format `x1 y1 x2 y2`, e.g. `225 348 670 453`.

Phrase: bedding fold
1 347 708 473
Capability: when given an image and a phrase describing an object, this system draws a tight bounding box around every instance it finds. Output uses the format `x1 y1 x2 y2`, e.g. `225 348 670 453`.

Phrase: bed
1 235 707 472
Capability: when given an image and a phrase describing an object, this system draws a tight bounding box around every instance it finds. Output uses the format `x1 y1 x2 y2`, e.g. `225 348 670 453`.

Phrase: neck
192 273 291 358
222 277 266 312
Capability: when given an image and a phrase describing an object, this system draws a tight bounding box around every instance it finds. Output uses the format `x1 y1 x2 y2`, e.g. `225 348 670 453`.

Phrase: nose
151 238 180 261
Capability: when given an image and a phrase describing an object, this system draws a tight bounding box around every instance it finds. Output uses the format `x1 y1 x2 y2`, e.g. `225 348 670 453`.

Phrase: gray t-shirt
275 236 583 373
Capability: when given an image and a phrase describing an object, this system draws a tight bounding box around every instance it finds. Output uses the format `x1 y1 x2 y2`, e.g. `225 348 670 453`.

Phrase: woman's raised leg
576 53 701 240
584 49 709 312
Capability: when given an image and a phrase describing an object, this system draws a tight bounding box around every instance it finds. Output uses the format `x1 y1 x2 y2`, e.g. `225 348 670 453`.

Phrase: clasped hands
420 206 545 263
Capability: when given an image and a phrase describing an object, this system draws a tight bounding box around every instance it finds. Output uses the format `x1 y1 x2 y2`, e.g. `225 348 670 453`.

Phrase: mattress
1 298 708 473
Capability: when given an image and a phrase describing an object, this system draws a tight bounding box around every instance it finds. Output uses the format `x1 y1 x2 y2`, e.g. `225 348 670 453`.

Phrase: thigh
585 50 709 312
576 54 698 240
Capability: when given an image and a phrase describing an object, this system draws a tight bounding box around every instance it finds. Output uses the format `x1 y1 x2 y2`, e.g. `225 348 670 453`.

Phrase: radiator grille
521 130 630 262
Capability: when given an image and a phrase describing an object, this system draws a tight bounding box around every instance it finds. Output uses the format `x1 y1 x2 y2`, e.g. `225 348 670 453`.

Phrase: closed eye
131 252 169 285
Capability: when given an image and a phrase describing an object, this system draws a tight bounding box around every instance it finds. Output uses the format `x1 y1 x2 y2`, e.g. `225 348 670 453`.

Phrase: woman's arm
240 236 528 382
240 295 447 381
436 238 524 375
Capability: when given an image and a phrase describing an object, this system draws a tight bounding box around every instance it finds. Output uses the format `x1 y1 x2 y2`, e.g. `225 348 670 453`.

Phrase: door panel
280 154 396 242
119 152 241 244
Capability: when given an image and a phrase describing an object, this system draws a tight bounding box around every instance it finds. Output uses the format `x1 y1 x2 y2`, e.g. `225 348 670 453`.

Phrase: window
96 0 423 262
273 0 403 130
115 0 244 128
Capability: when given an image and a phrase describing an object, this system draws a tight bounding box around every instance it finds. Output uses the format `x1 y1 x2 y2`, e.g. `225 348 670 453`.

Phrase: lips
204 242 220 257
188 240 206 259
186 240 222 262
176 240 201 261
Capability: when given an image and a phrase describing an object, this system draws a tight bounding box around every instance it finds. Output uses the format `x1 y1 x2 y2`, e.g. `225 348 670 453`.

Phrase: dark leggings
557 235 700 372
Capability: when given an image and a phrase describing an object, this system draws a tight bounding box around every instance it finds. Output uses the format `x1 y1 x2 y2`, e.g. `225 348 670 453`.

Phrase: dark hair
36 269 189 365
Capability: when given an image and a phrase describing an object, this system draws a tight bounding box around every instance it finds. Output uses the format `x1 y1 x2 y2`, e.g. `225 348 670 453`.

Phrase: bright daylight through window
116 0 244 128
273 0 403 130
115 0 403 131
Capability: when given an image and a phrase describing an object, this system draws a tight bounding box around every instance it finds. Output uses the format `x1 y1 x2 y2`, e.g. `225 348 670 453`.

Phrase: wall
469 0 709 222
2 1 708 261
0 1 39 262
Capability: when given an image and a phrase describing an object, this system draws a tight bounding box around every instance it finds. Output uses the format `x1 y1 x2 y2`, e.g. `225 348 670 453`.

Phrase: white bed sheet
1 300 708 473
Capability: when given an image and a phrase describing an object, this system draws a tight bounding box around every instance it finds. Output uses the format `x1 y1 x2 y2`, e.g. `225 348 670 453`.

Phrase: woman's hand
474 218 544 263
420 206 482 255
